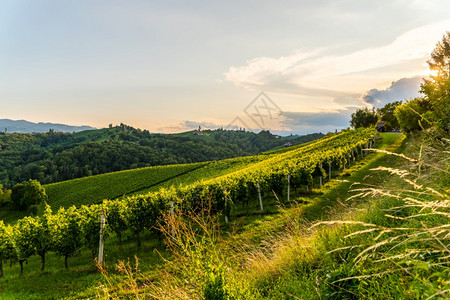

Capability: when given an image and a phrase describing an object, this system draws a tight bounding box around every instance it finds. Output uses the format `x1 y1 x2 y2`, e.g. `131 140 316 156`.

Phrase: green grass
45 162 208 209
0 230 168 299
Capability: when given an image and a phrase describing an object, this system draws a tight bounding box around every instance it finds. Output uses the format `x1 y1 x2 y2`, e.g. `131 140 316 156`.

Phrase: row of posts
246 137 376 218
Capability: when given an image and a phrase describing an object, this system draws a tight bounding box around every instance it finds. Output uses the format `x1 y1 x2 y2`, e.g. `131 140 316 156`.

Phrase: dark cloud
362 76 422 108
280 110 352 134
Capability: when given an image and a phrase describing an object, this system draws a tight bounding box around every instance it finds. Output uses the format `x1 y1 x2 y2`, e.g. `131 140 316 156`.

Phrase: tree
11 183 26 210
14 217 39 275
377 101 402 131
35 204 55 270
394 98 432 133
53 206 83 269
11 179 47 211
127 195 154 247
0 221 17 278
104 200 128 246
350 107 378 129
79 205 109 260
0 184 11 206
427 31 450 79
420 31 450 132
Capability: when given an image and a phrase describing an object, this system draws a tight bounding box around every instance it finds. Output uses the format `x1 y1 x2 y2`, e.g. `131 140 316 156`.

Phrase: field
44 162 208 208
2 131 446 299
0 129 386 299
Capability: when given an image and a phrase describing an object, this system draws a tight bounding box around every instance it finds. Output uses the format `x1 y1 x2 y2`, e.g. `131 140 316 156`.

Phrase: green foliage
104 199 128 245
36 204 54 270
0 129 377 281
10 183 25 210
427 31 450 79
350 107 379 129
0 221 17 278
414 31 450 133
11 179 47 211
52 206 83 269
377 100 402 130
79 205 109 258
14 217 42 274
394 98 433 133
203 266 229 300
0 125 323 188
0 184 11 206
420 77 450 131
45 162 206 208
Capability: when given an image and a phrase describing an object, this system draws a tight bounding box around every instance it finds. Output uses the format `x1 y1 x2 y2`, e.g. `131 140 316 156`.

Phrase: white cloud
225 19 450 97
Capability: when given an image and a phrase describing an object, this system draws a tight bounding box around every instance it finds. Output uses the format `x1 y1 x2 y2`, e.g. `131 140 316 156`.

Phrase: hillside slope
0 124 323 188
3 129 419 300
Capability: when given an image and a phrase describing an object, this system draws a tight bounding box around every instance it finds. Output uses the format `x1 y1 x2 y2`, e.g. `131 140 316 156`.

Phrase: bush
394 98 432 133
11 180 48 211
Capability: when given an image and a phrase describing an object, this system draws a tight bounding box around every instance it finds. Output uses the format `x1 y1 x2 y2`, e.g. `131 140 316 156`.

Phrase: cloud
182 120 224 130
224 20 450 97
157 120 225 133
362 76 422 107
280 110 353 134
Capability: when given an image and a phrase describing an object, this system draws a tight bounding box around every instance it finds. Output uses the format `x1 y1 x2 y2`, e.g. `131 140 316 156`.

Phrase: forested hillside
0 123 323 187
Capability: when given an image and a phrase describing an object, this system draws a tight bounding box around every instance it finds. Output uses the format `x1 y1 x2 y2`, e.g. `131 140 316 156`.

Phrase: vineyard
44 155 267 209
0 128 377 278
44 162 208 208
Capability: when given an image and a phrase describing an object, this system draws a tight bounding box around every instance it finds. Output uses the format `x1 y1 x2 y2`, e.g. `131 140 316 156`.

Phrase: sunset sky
1 0 449 134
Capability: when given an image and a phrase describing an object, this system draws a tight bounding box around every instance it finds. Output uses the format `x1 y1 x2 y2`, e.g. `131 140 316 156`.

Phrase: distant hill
0 119 96 133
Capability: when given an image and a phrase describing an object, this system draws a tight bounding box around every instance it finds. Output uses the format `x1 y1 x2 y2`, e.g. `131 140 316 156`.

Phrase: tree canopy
350 107 378 129
377 101 402 131
427 31 450 79
420 31 450 132
0 126 324 188
11 179 47 211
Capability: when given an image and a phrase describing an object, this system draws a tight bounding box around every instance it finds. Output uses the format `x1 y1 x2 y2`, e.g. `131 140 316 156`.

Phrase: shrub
11 179 48 211
394 98 432 133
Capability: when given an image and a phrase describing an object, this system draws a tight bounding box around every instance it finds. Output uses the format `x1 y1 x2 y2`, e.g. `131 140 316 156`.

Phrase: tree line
0 125 323 188
351 32 450 135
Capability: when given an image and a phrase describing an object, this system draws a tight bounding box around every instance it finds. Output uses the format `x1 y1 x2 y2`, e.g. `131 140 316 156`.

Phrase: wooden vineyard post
223 188 229 223
287 174 291 202
319 163 323 187
257 182 264 212
98 210 106 266
328 161 332 181
170 201 175 239
352 150 355 164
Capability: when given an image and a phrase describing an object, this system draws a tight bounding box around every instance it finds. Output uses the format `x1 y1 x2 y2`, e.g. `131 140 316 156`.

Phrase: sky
1 0 449 135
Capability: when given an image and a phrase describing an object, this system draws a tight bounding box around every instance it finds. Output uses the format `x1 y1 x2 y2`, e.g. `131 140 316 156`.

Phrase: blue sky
1 0 449 134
